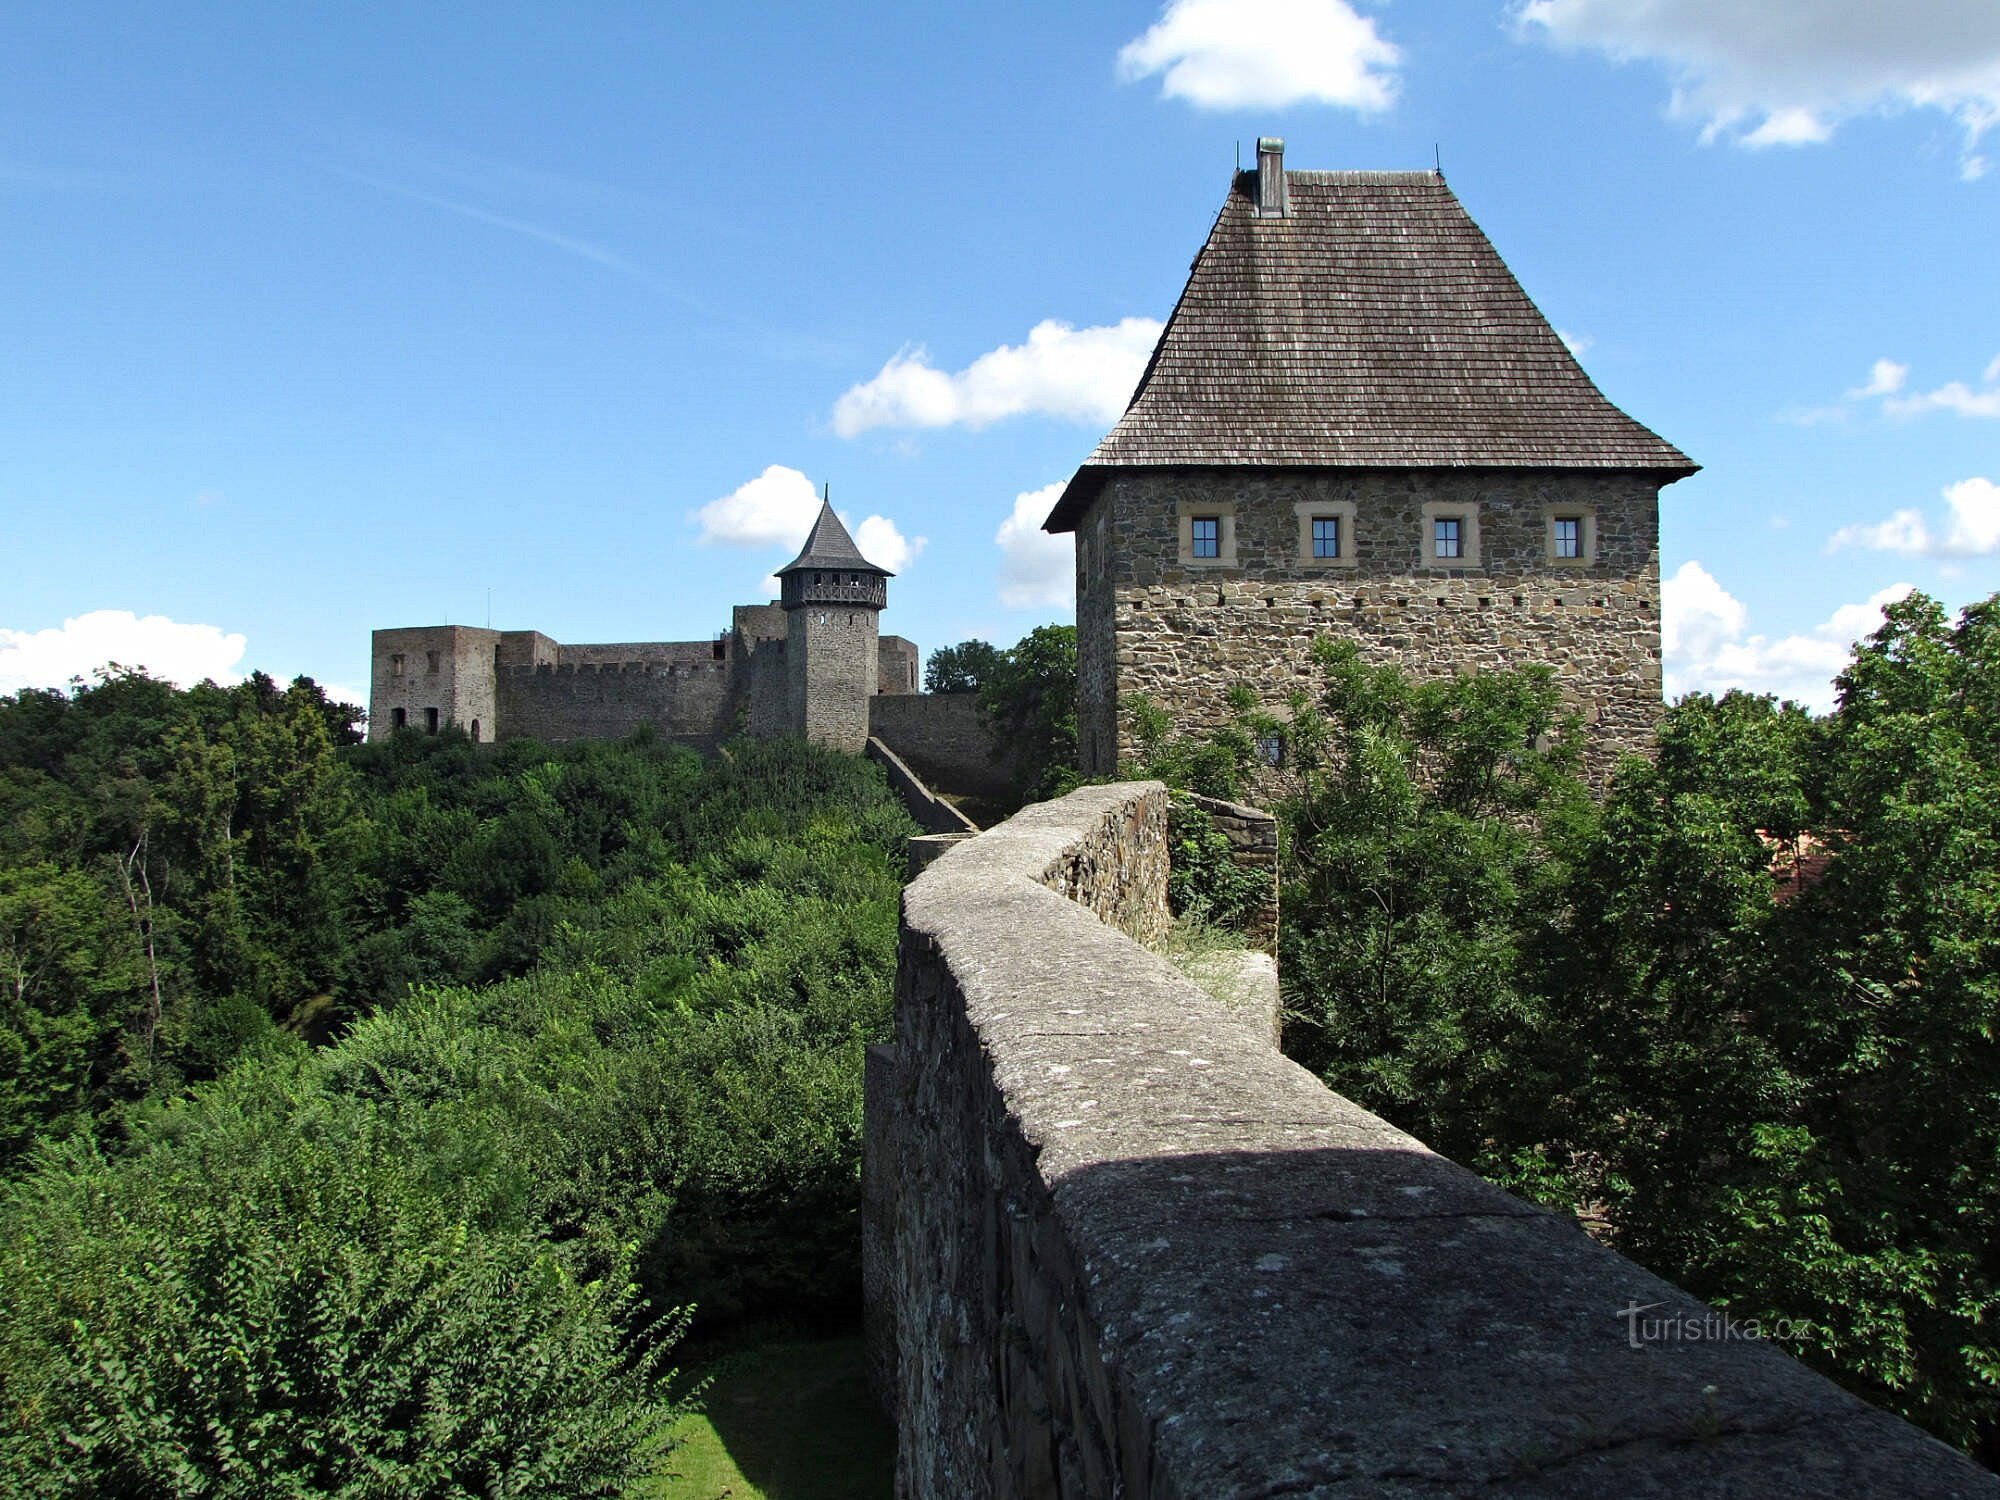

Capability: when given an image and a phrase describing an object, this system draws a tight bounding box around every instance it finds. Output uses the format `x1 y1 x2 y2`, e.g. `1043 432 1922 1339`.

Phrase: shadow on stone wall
869 782 1996 1499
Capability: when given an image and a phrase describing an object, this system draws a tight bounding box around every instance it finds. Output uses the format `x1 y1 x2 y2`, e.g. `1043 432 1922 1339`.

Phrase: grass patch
656 1334 893 1500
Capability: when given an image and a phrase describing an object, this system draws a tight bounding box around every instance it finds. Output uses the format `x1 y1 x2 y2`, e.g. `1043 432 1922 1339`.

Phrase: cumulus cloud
689 464 923 579
1556 328 1594 359
692 464 822 547
1514 0 2000 176
854 514 926 575
995 483 1074 610
0 610 248 694
1117 0 1401 111
831 318 1163 438
1803 354 2000 424
1828 476 2000 559
1662 561 1912 710
1850 359 1909 399
1885 378 2000 419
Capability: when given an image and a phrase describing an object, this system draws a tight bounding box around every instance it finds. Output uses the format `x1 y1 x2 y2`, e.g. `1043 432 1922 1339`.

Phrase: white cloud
1885 380 2000 419
1815 355 2000 422
1117 0 1401 111
692 464 822 547
1556 328 1594 359
1850 358 1908 399
0 610 248 694
854 514 926 575
832 319 1162 438
1662 562 1913 711
688 464 923 580
1514 0 2000 174
1828 476 2000 558
995 483 1074 610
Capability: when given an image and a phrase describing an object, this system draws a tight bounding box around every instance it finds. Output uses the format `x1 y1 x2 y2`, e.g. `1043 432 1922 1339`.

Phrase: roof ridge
776 499 891 576
1045 169 1695 533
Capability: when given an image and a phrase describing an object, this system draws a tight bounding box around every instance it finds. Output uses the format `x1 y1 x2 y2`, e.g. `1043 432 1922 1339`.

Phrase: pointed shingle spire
776 498 891 577
776 498 890 613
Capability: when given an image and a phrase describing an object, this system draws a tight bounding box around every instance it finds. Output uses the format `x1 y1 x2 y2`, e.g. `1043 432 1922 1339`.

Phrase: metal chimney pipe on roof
1256 136 1287 216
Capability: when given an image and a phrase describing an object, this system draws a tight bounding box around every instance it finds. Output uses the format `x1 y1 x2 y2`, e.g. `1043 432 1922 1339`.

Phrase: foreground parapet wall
873 782 1994 1498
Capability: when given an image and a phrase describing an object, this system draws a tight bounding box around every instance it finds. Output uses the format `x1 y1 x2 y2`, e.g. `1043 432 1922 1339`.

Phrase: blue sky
3 1 1996 712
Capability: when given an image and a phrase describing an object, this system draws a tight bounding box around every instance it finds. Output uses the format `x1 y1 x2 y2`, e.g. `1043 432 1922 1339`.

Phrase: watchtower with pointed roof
1045 140 1697 775
778 497 893 752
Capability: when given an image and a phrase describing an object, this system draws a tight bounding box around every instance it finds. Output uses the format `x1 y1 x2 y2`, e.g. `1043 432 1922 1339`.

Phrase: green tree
923 639 1004 694
980 624 1078 801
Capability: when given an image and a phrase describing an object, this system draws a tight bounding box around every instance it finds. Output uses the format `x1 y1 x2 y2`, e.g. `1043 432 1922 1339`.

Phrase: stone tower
777 499 892 752
1043 139 1697 776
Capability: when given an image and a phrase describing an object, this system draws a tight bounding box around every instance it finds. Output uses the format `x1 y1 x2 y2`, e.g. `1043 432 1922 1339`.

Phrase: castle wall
741 637 791 739
496 631 558 669
558 639 721 667
871 783 1987 1497
1078 468 1664 778
868 692 1017 801
368 626 500 743
732 602 789 647
878 635 920 696
788 605 878 752
494 660 736 747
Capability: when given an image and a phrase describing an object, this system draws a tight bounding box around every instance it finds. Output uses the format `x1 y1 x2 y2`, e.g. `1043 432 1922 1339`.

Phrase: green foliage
979 624 1078 801
0 670 367 1162
1278 598 2000 1458
1165 794 1269 933
0 681 916 1491
922 638 1004 695
1124 684 1281 802
0 1063 688 1498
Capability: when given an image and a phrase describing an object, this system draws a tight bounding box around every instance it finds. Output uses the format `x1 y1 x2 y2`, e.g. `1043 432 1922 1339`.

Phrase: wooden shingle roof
1044 169 1695 532
776 499 892 577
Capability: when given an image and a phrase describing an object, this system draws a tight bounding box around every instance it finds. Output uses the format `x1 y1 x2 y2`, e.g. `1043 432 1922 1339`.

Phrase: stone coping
895 782 1994 1497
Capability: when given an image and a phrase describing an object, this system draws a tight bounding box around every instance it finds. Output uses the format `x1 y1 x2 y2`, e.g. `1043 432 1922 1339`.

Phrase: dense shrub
0 703 916 1490
0 1070 687 1497
1275 598 2000 1458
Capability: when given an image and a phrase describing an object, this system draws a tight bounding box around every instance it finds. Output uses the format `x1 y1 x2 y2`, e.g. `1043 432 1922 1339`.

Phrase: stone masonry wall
368 626 500 743
1077 468 1664 779
1175 792 1279 955
869 692 1019 802
866 736 979 835
494 659 738 746
789 605 878 752
871 782 1992 1498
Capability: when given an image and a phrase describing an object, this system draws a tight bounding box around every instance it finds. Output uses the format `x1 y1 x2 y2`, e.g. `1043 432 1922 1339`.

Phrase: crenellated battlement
367 502 903 751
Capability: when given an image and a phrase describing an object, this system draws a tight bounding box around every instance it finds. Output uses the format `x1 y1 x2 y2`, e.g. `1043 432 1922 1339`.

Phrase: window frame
1176 502 1238 568
1419 501 1482 569
1292 500 1358 569
1544 507 1597 566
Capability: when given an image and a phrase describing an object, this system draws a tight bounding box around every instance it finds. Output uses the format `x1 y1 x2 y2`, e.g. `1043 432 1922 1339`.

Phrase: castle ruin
368 500 918 756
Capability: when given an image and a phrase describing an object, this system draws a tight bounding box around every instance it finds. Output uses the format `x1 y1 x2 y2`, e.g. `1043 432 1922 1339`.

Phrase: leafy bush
1278 599 2000 1458
0 1073 687 1498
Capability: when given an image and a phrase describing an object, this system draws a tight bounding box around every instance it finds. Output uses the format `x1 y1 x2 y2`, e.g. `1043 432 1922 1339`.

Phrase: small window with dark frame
390 653 405 677
425 650 440 674
1257 733 1284 767
1434 517 1463 559
424 707 439 734
391 707 406 730
1555 516 1582 559
1312 516 1341 559
1191 516 1220 558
